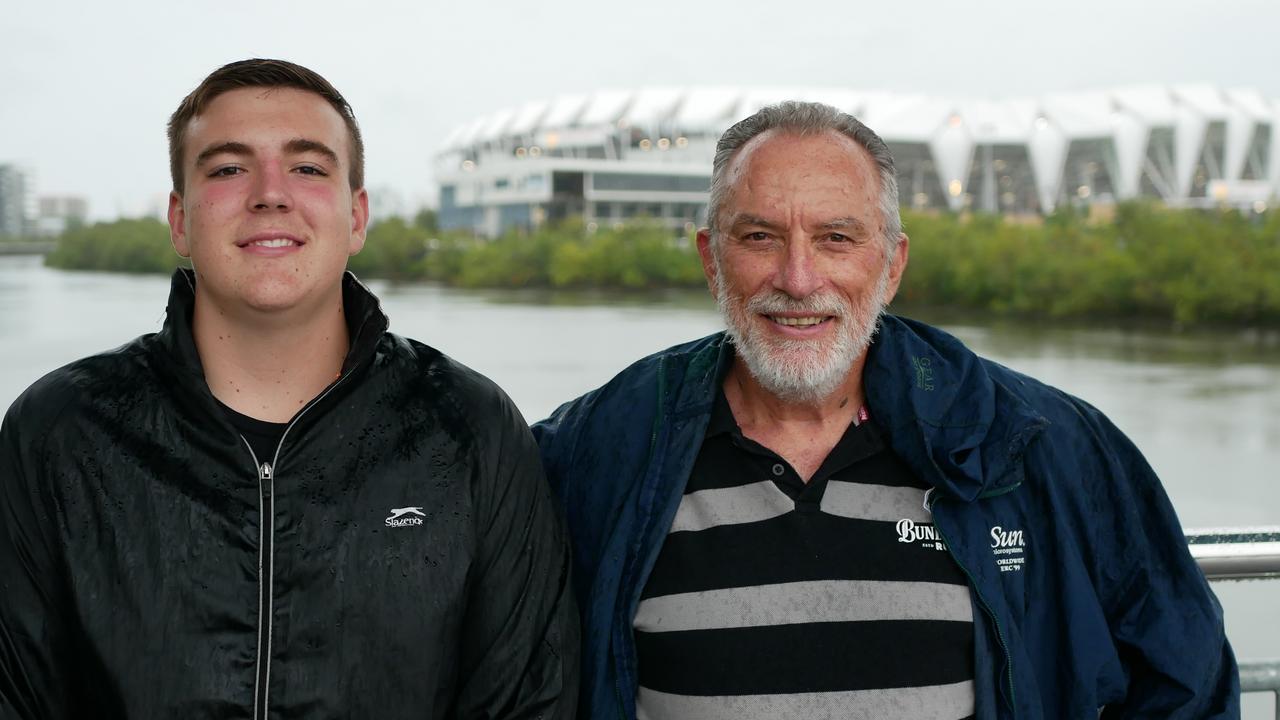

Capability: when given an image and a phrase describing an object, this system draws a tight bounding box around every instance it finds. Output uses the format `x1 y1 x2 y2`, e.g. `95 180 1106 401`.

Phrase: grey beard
715 261 890 405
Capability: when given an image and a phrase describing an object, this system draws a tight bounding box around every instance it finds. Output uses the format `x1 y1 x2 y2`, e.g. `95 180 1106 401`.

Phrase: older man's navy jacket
534 314 1238 719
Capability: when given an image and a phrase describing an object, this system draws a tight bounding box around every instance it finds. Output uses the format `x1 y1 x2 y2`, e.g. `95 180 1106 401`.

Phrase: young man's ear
168 191 191 258
348 188 370 256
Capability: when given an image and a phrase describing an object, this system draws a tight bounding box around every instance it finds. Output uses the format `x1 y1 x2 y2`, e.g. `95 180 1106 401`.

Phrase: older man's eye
744 232 770 242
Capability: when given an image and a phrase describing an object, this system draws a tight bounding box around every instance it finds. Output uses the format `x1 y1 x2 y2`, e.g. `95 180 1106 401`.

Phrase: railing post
1186 529 1280 714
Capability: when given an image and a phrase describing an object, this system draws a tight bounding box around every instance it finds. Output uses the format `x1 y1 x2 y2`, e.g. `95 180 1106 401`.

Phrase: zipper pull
260 462 273 481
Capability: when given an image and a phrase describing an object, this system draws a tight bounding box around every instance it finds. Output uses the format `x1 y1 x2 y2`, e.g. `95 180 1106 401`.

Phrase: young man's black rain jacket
0 269 578 719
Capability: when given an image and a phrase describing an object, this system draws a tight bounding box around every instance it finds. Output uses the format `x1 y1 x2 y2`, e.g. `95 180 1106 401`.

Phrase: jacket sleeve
529 395 584 506
0 397 73 719
453 390 580 720
1073 404 1240 718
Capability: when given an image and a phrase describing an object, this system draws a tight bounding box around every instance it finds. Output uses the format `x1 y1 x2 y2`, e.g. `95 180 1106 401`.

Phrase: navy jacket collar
667 315 1048 502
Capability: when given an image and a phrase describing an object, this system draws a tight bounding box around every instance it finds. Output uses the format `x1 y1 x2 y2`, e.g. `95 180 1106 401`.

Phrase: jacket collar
864 314 1048 501
157 268 391 383
670 315 1048 502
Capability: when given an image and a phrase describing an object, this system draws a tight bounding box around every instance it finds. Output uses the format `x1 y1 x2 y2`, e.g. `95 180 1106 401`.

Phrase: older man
535 102 1237 719
0 59 576 719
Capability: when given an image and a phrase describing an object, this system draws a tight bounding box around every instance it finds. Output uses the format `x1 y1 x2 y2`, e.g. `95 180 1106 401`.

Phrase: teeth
251 238 295 248
771 316 827 327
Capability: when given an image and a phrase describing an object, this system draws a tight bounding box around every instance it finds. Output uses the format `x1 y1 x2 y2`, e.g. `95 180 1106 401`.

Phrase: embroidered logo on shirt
991 525 1027 572
385 506 426 527
896 518 949 551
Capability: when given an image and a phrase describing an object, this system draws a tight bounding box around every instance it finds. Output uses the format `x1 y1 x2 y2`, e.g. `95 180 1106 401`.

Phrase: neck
193 291 350 424
722 354 871 483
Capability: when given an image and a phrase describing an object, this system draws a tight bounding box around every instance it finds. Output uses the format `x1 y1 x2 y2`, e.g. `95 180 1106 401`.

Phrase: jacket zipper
930 494 1017 717
239 370 356 720
253 459 275 720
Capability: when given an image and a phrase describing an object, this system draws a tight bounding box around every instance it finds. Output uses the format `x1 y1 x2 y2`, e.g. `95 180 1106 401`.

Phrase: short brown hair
167 58 364 194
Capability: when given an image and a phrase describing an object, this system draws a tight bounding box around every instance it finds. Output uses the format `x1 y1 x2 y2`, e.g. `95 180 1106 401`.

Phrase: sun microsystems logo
385 507 425 527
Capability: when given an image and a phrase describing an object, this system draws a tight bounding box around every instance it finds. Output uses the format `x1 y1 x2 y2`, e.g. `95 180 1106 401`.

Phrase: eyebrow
194 141 252 167
284 138 340 166
727 214 872 235
818 217 872 235
194 138 340 167
727 214 783 231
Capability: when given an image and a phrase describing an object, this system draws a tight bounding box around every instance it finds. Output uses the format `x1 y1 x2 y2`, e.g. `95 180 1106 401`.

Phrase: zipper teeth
256 461 274 720
243 370 355 720
239 439 266 720
930 496 1016 716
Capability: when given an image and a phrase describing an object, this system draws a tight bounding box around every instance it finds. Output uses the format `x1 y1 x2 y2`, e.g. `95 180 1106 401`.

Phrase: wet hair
167 58 364 193
707 101 901 249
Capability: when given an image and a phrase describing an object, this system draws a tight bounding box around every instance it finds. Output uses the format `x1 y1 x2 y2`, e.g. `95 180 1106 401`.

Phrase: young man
0 59 576 719
535 102 1238 718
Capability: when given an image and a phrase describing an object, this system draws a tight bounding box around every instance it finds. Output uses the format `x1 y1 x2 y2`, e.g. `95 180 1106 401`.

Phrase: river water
2 254 1277 713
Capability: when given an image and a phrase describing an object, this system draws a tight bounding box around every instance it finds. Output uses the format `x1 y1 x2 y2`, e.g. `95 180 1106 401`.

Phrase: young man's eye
209 166 242 178
296 165 328 176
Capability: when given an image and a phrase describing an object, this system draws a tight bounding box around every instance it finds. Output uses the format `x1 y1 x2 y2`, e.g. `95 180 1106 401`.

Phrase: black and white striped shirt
634 391 975 720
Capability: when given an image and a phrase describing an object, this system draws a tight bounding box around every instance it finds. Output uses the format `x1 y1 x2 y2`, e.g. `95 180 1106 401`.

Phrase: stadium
434 86 1279 236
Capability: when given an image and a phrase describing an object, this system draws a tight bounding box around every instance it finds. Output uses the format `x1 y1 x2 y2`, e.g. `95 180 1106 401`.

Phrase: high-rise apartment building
0 164 33 238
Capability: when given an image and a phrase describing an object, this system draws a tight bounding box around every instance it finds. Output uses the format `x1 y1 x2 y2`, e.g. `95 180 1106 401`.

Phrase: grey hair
707 101 902 250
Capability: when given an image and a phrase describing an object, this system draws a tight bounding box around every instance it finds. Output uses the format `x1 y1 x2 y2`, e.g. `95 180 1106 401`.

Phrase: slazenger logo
895 519 948 551
386 507 425 527
991 525 1027 572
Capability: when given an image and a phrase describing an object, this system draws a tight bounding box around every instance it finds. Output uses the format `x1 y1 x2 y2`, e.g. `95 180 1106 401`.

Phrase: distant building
0 164 33 238
35 195 89 237
436 85 1280 236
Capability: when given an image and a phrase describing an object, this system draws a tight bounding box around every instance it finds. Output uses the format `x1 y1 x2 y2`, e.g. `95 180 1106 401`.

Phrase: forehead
183 86 349 158
724 129 881 220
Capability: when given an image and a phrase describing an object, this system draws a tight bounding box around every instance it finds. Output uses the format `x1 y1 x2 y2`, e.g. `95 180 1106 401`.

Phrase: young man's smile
168 86 368 318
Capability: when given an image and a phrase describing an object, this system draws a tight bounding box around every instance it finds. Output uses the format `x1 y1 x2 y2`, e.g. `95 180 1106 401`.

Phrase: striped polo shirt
634 391 975 720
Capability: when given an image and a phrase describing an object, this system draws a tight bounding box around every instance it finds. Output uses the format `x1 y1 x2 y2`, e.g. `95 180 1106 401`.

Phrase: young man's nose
249 168 291 210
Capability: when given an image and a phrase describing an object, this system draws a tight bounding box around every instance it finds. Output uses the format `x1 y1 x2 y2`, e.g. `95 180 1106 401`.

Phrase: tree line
42 203 1280 326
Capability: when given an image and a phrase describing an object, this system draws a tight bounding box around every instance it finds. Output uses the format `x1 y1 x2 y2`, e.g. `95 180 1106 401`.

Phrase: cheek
196 183 239 206
185 186 239 226
294 183 348 214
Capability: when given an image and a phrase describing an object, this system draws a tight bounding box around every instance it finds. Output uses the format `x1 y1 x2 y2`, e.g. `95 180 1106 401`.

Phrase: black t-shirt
215 398 288 466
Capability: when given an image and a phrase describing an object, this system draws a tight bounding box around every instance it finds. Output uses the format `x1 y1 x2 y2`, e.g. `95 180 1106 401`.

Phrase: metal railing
1188 528 1280 717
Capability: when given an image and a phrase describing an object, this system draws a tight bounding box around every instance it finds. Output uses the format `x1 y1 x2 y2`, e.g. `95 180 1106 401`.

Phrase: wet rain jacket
0 269 578 719
534 316 1238 719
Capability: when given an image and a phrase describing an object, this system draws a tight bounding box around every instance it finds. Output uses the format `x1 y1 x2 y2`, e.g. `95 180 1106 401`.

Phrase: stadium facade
435 86 1279 236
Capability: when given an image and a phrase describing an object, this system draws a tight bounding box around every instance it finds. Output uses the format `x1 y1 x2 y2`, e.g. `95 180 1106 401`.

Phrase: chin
238 279 311 314
746 340 857 404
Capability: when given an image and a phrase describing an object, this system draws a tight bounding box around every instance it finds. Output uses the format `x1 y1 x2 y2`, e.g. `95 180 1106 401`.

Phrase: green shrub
38 204 1280 327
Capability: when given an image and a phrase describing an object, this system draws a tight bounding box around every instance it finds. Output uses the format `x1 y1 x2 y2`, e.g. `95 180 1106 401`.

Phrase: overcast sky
3 0 1277 222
